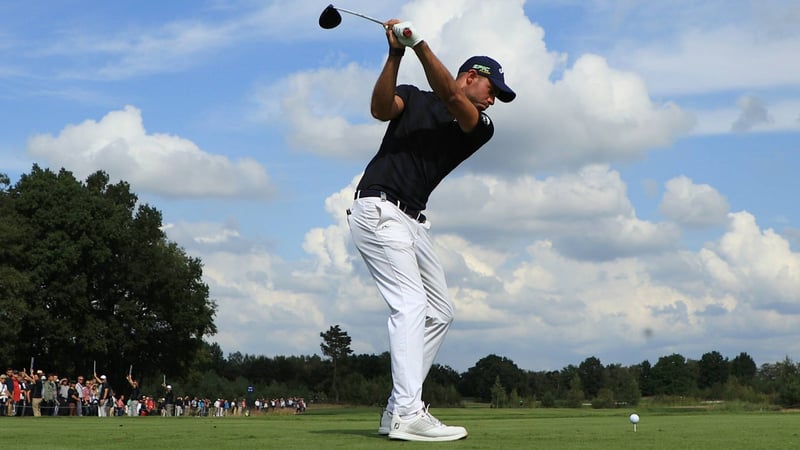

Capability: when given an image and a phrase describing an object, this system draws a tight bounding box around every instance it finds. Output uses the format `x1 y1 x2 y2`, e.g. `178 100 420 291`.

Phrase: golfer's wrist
389 47 405 57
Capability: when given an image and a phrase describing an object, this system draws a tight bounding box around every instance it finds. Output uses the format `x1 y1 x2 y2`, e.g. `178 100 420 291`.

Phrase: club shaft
335 7 384 26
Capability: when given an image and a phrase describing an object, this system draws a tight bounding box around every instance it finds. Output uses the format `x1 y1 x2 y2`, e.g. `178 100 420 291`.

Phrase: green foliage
637 360 655 396
730 352 757 384
651 353 696 396
566 374 585 408
0 165 217 385
720 377 768 404
698 351 730 389
591 387 615 409
319 325 353 403
490 376 508 408
459 354 528 402
540 391 556 408
606 363 641 406
777 381 800 408
578 356 605 398
423 370 463 407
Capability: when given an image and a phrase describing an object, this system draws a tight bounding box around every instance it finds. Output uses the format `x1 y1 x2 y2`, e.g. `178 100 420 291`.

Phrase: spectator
58 378 70 416
42 373 57 416
175 394 184 416
74 375 86 417
162 384 175 416
18 373 30 416
115 395 126 416
87 379 99 416
68 381 80 416
28 371 43 417
94 374 110 417
296 398 306 414
0 374 9 416
3 369 13 416
126 375 140 417
11 371 22 416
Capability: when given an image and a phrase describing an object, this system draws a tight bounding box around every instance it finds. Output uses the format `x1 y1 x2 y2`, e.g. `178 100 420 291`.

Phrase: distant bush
591 388 616 409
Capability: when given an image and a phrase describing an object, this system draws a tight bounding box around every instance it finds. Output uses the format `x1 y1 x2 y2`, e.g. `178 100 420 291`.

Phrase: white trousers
128 400 139 417
348 197 454 416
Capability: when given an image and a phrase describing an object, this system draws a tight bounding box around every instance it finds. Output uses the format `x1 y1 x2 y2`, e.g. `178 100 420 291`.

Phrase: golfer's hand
384 19 404 51
393 21 423 47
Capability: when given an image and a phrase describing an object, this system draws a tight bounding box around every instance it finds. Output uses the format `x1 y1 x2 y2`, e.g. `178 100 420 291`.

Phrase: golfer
347 19 515 442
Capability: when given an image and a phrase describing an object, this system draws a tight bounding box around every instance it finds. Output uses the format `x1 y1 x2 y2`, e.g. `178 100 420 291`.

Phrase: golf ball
629 413 640 424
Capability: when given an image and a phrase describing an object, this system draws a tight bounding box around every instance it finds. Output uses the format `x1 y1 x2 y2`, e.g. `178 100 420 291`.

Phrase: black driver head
319 4 342 29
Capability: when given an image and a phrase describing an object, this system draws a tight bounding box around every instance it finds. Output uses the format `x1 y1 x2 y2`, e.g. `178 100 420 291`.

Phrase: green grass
7 405 800 449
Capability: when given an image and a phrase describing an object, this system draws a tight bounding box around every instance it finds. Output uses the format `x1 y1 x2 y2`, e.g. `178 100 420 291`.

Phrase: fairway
8 406 799 449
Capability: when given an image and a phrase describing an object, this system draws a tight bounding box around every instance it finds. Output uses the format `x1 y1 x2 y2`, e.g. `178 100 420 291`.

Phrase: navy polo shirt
356 84 494 211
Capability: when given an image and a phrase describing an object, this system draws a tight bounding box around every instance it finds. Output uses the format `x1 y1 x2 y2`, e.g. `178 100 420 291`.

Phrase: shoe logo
394 423 400 430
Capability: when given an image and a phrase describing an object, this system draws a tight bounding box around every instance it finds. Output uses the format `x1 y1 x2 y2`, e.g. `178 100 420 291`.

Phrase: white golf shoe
388 406 468 442
378 409 392 435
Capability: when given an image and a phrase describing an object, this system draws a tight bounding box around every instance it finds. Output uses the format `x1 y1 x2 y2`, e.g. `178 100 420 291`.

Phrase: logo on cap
472 64 492 75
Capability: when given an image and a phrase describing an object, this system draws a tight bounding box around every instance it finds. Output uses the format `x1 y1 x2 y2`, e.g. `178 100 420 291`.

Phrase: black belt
355 190 426 223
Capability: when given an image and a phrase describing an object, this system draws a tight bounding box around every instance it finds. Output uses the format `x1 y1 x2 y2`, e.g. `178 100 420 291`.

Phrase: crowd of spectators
1 367 307 417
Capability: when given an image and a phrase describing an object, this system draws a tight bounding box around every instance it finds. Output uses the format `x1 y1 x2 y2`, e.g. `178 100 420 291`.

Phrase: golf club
319 4 385 29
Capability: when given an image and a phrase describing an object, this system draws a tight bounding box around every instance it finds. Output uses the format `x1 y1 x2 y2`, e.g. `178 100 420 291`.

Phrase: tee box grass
8 405 800 449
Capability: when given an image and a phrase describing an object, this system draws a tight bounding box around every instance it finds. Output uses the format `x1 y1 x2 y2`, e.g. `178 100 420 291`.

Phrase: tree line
235 325 800 409
2 166 799 408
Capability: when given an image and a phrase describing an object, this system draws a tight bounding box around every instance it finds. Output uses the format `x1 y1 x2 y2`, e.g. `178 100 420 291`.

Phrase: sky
2 0 799 373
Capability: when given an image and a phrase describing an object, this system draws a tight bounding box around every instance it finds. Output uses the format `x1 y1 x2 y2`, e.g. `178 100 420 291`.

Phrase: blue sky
2 0 799 372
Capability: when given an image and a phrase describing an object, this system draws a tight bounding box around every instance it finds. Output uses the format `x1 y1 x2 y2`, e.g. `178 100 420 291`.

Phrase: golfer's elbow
370 104 392 121
371 96 403 121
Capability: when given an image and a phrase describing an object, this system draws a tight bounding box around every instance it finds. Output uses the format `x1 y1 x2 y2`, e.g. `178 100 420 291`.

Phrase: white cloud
660 176 729 227
707 212 800 309
614 23 800 96
165 171 800 370
26 106 275 198
429 165 678 260
253 64 386 160
269 0 693 173
597 2 799 137
35 2 352 80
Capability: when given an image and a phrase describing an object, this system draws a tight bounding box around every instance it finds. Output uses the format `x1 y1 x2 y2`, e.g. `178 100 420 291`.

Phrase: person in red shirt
11 371 22 416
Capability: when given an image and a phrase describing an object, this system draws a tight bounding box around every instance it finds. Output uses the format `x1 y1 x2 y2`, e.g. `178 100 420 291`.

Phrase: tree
698 351 729 390
490 376 508 408
578 356 605 399
559 365 579 399
636 360 655 396
320 324 353 403
0 166 217 382
606 364 640 406
0 174 28 364
730 352 757 385
591 388 615 409
459 354 527 402
651 353 695 396
566 374 585 408
426 363 461 388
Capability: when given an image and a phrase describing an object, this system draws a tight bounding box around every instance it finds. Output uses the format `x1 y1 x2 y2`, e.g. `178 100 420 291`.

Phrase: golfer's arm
371 54 405 121
413 42 478 132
